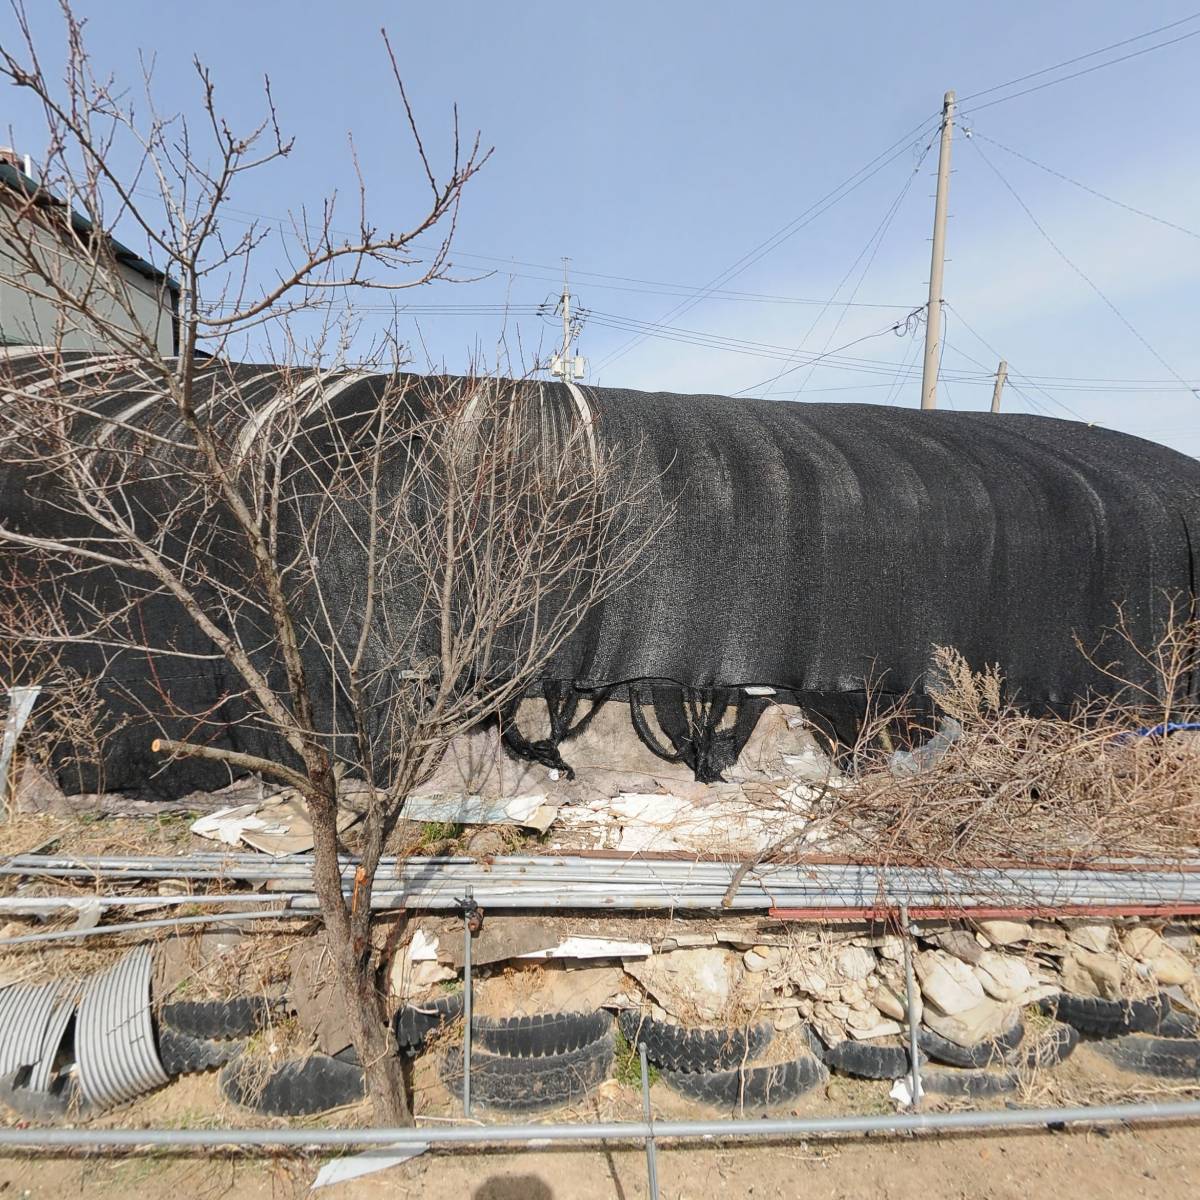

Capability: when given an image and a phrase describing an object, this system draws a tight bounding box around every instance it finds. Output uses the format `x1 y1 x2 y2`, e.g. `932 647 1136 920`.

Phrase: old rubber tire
825 1039 921 1080
1156 1009 1200 1038
617 1010 773 1073
921 1065 1018 1097
158 1025 245 1076
661 1052 827 1112
1091 1034 1200 1080
1038 993 1168 1038
394 992 464 1055
220 1054 365 1115
439 1033 614 1113
475 1010 614 1058
916 1017 1025 1068
1022 1021 1079 1069
160 997 270 1040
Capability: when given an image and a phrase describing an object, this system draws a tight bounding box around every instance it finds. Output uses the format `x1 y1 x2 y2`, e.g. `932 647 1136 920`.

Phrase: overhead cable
764 135 935 398
968 131 1200 243
965 137 1198 397
589 113 942 375
957 13 1200 113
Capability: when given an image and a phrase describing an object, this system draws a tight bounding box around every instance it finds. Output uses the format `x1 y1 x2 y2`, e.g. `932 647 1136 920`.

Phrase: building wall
0 195 175 357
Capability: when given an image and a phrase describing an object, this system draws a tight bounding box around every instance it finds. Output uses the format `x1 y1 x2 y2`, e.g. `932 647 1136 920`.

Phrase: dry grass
807 625 1200 871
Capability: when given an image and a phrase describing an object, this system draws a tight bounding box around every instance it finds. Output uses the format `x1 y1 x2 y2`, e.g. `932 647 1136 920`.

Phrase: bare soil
2 1117 1197 1199
1 1044 1197 1198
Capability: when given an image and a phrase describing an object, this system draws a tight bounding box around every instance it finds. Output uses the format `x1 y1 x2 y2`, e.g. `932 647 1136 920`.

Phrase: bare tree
0 3 665 1121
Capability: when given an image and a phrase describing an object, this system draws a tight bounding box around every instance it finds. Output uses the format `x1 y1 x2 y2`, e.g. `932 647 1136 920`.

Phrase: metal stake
900 903 922 1109
461 886 476 1117
639 1042 660 1200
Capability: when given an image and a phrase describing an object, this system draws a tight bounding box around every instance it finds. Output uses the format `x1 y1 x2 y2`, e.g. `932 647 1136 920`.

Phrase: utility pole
920 90 955 411
551 258 585 381
990 359 1008 413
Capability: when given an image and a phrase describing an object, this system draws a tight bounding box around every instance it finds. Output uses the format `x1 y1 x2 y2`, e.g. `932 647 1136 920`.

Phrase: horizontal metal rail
0 1099 1198 1150
3 854 1199 912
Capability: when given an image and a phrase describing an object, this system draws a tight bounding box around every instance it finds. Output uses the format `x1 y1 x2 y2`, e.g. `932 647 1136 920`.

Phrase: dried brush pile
816 609 1200 869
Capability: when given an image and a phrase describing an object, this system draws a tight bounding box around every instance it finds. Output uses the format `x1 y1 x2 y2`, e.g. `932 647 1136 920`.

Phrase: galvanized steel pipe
0 1099 1199 1150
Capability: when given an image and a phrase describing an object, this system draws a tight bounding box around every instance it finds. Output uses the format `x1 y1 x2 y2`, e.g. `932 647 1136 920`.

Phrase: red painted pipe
768 903 1200 922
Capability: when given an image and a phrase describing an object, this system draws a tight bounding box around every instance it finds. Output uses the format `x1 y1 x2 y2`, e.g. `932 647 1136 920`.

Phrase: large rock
976 919 1032 947
1122 928 1194 986
839 980 867 1006
923 998 1018 1048
1062 920 1113 955
973 950 1037 1002
836 946 877 982
788 960 830 995
625 948 758 1023
915 949 986 1014
743 946 783 973
930 930 984 965
1027 921 1070 949
846 1011 903 1040
871 981 918 1023
877 934 906 962
1061 948 1122 999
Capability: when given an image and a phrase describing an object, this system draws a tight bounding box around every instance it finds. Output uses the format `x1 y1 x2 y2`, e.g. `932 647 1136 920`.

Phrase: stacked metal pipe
1 853 1198 915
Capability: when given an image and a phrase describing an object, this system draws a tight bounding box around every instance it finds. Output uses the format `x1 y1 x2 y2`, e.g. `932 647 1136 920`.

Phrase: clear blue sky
5 2 1200 452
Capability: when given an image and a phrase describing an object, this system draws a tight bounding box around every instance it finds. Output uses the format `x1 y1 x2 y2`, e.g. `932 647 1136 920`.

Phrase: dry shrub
0 563 122 795
816 610 1200 869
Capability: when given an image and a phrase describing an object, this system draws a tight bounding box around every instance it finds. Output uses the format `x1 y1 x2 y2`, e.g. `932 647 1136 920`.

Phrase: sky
4 2 1200 453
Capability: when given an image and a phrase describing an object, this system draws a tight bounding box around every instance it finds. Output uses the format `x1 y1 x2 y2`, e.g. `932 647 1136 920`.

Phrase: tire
1038 993 1168 1038
158 1025 245 1076
394 992 464 1055
661 1052 827 1112
1091 1034 1200 1080
220 1054 365 1115
0 1073 74 1121
1156 1009 1200 1039
916 1017 1025 1068
475 1010 613 1059
439 1033 614 1113
1022 1022 1079 1070
798 1022 827 1062
617 1010 773 1074
160 997 270 1040
921 1066 1018 1097
825 1039 920 1080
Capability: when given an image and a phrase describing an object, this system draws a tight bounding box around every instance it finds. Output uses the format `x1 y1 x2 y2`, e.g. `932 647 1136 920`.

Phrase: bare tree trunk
308 788 410 1124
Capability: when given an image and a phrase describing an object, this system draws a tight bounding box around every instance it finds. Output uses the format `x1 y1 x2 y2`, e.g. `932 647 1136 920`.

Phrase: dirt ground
1 1043 1198 1199
1 1121 1198 1199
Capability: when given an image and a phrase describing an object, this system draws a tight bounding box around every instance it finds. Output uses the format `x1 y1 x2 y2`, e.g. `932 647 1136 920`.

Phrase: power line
589 112 942 375
731 312 926 396
957 12 1200 110
581 305 1200 395
583 309 936 380
968 130 1200 243
941 338 1046 417
944 302 1088 422
438 253 913 308
965 136 1198 398
764 135 935 398
883 320 924 407
131 186 915 313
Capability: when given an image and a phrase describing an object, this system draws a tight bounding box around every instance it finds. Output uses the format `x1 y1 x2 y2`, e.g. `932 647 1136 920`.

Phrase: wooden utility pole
920 90 955 411
990 359 1008 413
